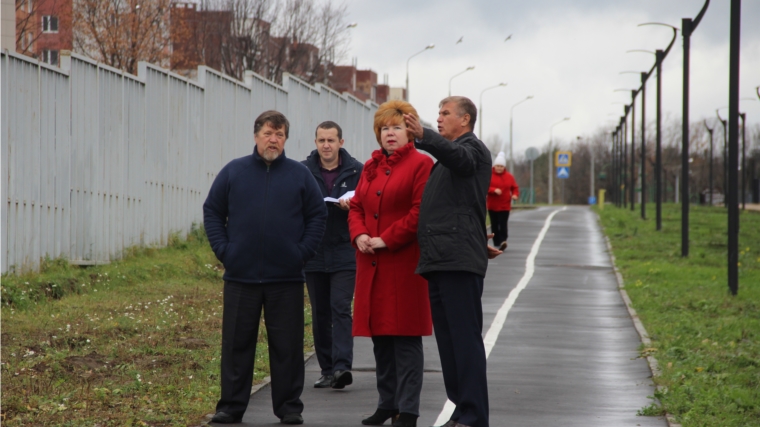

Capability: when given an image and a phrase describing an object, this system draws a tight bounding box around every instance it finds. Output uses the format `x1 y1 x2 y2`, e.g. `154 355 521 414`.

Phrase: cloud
342 0 760 158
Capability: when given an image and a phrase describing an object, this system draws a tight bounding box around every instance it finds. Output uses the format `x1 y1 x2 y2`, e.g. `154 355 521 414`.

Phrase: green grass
1 227 314 426
596 203 760 427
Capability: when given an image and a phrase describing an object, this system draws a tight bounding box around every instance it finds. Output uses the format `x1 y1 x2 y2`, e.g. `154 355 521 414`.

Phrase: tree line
19 0 351 83
486 118 760 206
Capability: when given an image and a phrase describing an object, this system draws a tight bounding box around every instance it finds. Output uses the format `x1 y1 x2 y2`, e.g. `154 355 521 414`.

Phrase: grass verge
596 203 759 427
1 227 314 426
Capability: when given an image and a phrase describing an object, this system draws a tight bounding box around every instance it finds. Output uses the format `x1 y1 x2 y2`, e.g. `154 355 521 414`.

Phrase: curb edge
596 214 681 427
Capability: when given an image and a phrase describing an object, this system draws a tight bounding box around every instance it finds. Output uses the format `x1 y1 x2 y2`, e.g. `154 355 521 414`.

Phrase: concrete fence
1 50 379 273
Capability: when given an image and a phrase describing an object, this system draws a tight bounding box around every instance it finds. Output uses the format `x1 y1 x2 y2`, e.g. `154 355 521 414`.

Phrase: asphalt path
213 206 667 427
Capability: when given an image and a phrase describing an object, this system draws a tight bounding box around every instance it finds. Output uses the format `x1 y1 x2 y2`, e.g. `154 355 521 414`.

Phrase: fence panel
2 52 378 273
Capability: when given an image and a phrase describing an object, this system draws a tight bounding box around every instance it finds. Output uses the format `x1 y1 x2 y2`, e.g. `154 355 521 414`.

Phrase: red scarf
364 143 416 182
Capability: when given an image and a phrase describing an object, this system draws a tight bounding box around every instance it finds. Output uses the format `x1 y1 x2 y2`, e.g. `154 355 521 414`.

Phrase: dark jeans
425 271 489 427
305 270 355 376
216 281 305 419
372 335 424 416
488 210 510 246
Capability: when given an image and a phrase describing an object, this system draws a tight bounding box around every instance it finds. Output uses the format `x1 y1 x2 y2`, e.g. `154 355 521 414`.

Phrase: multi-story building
329 65 389 104
15 0 72 67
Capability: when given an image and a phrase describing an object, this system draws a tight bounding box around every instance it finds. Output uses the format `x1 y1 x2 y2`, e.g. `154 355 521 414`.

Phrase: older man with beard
203 110 327 425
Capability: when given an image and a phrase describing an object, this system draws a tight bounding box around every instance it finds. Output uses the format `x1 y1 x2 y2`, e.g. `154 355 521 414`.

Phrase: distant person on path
302 121 363 390
487 152 519 250
405 96 497 427
348 101 434 427
203 110 327 425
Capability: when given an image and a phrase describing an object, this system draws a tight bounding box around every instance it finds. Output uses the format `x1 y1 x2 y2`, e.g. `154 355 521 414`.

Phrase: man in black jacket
302 121 363 390
405 97 498 427
203 110 327 425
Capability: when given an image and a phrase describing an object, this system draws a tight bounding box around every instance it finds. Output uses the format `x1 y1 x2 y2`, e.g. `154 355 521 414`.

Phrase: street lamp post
626 23 678 224
449 66 475 97
740 112 746 210
622 113 629 208
655 49 664 230
717 109 728 200
405 44 434 102
478 82 507 138
681 0 710 257
548 117 570 204
509 96 533 173
727 0 738 295
704 120 714 206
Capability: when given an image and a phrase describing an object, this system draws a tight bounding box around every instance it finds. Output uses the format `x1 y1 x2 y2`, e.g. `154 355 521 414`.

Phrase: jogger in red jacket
487 152 519 250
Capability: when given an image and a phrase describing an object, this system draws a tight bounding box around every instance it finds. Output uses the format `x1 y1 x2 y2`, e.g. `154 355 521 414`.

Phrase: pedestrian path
220 206 667 426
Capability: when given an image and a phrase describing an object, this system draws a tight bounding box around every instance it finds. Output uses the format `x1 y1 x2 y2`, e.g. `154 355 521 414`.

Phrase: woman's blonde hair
373 100 419 145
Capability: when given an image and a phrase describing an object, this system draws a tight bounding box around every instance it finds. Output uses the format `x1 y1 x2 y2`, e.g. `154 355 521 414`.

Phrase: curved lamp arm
692 0 710 30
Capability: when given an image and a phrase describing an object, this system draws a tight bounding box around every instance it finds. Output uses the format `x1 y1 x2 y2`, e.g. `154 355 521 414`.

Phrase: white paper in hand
324 191 355 203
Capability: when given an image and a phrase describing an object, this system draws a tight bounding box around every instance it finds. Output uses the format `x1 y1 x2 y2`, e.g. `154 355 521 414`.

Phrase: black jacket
302 148 363 273
414 129 492 277
203 149 327 284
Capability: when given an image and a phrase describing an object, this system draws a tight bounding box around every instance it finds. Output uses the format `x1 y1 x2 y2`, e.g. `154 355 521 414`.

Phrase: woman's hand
355 234 374 254
494 188 502 195
368 237 387 250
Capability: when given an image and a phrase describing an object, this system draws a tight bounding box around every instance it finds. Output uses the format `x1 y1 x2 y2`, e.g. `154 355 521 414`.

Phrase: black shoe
281 413 304 425
314 374 334 388
362 408 399 425
499 241 507 251
431 421 458 427
392 412 417 427
331 370 353 389
210 411 242 424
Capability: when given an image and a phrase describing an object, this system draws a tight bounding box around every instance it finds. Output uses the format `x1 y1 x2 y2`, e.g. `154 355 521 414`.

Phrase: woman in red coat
348 100 433 427
487 151 519 250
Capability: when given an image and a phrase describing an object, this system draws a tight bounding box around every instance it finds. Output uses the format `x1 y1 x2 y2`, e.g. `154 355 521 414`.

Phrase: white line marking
433 207 566 426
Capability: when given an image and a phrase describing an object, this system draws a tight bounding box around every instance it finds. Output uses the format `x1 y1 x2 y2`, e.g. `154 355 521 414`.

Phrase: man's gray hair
439 96 477 131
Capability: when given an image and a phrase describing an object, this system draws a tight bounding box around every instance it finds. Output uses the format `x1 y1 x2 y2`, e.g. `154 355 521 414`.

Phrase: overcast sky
340 0 760 160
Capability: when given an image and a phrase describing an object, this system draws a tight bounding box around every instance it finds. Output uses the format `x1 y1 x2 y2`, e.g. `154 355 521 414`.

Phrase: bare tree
173 0 349 83
73 0 172 74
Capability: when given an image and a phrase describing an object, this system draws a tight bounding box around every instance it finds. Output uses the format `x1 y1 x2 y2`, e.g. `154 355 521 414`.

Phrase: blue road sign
588 196 597 205
557 153 570 165
557 167 570 179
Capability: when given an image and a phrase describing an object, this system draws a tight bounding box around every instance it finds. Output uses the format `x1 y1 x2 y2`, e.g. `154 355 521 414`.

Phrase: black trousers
425 271 489 427
305 270 355 376
371 335 424 416
488 210 510 246
216 281 305 419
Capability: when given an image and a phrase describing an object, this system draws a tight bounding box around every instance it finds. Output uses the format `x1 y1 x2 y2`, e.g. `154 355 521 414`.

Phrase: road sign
555 151 572 167
525 147 540 161
557 167 570 179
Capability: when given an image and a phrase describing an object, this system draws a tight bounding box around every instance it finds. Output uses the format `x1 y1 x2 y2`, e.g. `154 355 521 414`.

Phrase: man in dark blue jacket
203 110 327 425
302 121 363 390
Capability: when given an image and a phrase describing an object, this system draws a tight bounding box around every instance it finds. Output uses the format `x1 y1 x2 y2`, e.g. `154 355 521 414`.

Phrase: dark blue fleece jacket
203 149 327 284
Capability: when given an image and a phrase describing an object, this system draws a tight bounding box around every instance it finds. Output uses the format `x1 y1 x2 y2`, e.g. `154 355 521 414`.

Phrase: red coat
348 143 433 337
487 169 519 211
